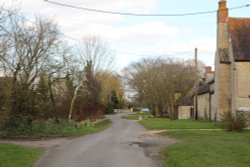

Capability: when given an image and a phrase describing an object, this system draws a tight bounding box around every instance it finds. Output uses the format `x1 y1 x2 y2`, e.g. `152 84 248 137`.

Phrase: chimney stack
204 66 214 82
205 66 212 74
218 0 228 23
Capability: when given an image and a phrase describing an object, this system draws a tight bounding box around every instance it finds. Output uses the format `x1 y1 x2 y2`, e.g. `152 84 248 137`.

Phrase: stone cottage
196 67 215 120
179 67 215 120
196 0 250 121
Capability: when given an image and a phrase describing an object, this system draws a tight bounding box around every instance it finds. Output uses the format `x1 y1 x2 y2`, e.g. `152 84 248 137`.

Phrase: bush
0 118 110 138
105 102 114 114
220 112 247 131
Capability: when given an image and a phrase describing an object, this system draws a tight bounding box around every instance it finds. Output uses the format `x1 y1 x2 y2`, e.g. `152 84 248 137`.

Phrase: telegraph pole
194 48 198 120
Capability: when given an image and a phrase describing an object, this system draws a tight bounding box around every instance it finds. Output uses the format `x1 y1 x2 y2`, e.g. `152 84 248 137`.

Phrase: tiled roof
228 18 250 61
197 78 214 95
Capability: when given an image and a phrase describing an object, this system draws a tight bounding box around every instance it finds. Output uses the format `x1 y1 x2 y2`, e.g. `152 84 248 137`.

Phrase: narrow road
35 113 174 167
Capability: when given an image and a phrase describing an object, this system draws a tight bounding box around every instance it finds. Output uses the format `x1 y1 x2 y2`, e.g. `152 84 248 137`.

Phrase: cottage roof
228 17 250 61
197 78 214 95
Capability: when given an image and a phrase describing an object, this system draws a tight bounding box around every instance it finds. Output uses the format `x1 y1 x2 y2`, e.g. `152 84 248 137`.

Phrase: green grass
161 130 250 167
121 112 152 120
0 119 111 167
0 119 111 138
141 118 220 130
0 143 43 167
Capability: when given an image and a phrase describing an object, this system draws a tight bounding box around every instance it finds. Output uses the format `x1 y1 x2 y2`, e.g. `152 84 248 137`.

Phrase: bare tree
77 36 115 73
68 36 115 120
123 58 197 119
44 48 70 122
0 11 66 126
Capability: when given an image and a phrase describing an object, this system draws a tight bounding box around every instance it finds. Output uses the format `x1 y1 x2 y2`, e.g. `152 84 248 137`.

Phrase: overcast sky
1 0 250 71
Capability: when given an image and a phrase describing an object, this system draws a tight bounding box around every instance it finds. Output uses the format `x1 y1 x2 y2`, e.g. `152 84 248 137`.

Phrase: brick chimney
218 0 228 23
204 66 214 83
205 66 212 74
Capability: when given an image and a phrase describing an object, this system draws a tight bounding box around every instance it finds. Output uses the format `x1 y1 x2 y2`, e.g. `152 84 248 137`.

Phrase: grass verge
141 118 220 129
0 143 43 167
121 112 152 120
161 130 250 167
0 119 111 139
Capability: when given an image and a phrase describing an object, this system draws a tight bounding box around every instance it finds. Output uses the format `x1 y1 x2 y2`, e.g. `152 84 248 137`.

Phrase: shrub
220 112 247 131
105 102 114 114
73 104 105 122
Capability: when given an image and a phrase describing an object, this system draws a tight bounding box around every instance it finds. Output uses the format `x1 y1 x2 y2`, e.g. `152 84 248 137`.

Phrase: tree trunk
48 82 59 123
68 83 83 120
154 106 160 117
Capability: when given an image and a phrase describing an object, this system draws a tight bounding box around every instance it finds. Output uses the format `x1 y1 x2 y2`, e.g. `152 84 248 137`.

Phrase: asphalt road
34 113 174 167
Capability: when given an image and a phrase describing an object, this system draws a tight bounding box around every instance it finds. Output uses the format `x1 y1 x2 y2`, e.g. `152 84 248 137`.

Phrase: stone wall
233 62 250 113
211 94 216 120
197 94 210 119
114 109 131 113
178 106 191 119
214 21 232 120
196 92 215 120
215 63 232 120
236 107 250 126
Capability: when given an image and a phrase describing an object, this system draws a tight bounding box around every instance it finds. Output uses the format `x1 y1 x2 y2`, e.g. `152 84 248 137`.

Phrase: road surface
35 113 174 167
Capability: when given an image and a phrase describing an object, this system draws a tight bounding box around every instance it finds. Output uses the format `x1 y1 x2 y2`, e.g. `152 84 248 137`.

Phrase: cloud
58 20 181 50
2 0 169 41
71 0 159 13
159 38 215 54
113 37 216 70
109 22 180 41
70 22 180 41
2 0 159 23
1 0 215 69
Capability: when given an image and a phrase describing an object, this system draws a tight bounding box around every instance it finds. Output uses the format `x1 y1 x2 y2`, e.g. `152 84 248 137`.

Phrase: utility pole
194 48 198 120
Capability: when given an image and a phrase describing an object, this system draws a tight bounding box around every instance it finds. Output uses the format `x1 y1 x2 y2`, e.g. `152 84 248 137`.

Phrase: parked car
142 108 150 112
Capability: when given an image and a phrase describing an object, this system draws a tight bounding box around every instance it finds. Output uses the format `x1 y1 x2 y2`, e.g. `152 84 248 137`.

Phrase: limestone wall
178 106 191 119
197 94 210 119
214 62 232 120
214 21 232 120
114 109 131 113
210 94 216 120
233 62 250 111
